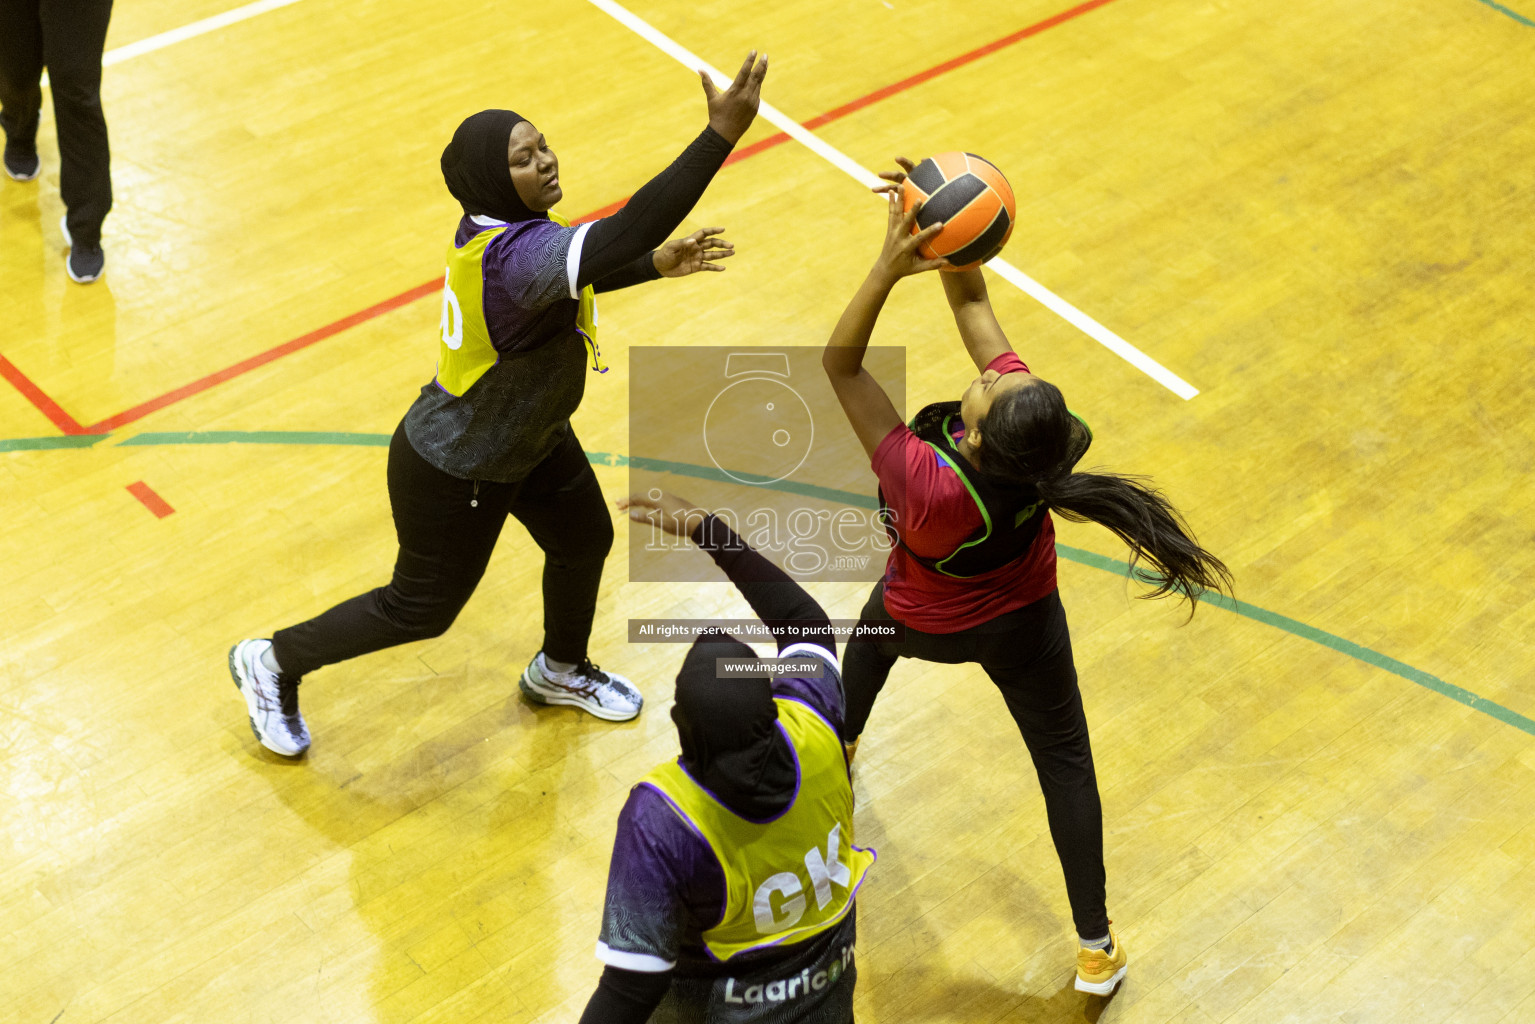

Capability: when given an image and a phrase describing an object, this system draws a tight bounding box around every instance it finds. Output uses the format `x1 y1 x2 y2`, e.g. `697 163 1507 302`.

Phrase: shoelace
552 659 609 697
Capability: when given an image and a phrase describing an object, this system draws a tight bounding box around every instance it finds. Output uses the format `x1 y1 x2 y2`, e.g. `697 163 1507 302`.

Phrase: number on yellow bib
439 269 464 351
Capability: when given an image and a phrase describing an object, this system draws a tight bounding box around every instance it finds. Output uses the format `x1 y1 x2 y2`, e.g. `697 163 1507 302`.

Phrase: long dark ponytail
976 379 1233 607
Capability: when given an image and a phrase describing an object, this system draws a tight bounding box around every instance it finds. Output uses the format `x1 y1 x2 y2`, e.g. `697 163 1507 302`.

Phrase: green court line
624 454 884 509
4 428 1530 738
1474 0 1534 26
1056 545 1535 737
117 431 392 447
0 434 110 451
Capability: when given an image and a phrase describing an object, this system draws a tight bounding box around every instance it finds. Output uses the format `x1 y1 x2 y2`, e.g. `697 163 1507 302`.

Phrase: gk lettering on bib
641 698 874 961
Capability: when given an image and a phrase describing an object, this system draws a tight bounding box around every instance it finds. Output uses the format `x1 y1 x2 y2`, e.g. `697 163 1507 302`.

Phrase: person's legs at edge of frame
975 589 1126 995
0 0 45 181
230 423 516 757
511 429 641 721
44 0 114 282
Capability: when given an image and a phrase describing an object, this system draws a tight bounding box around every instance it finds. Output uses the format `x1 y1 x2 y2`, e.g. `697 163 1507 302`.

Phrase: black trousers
0 0 113 246
842 584 1109 939
272 423 614 679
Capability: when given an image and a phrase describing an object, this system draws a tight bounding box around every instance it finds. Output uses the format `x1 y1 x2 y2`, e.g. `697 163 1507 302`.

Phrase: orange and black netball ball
902 152 1016 272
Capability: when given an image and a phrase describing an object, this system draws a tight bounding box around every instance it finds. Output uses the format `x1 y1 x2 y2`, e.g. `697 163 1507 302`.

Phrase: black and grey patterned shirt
402 214 593 483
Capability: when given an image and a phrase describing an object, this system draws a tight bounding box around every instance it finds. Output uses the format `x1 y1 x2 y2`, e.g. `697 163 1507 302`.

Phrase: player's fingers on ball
915 220 945 241
895 156 916 171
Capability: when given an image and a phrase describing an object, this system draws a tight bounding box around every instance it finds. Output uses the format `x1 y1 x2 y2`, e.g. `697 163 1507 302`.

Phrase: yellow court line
585 0 1201 400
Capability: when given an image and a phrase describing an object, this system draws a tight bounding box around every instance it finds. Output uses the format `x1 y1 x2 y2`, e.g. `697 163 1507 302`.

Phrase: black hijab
440 109 543 224
672 632 799 822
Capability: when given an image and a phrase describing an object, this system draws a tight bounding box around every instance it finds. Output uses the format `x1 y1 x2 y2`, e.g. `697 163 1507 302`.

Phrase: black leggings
842 584 1108 939
0 0 113 246
272 422 613 679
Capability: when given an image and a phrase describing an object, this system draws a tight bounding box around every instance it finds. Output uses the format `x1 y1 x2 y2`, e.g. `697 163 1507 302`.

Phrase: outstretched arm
616 491 833 655
574 53 766 289
591 227 736 293
822 187 948 458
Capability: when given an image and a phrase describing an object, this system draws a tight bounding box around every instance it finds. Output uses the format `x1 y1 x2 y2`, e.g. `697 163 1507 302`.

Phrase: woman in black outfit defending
229 53 770 757
822 165 1232 995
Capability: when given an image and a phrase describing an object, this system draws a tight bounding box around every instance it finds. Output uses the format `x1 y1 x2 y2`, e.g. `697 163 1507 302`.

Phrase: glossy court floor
2 0 1533 1021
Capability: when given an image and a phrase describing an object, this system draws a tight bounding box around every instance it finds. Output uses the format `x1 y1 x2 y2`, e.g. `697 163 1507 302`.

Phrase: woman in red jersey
820 162 1231 997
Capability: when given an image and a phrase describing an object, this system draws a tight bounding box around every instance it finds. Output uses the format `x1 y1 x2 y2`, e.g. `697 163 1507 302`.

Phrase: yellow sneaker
1075 926 1127 995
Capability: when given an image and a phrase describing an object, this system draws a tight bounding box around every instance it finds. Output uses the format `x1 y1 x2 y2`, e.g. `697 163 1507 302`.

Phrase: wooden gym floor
2 0 1533 1021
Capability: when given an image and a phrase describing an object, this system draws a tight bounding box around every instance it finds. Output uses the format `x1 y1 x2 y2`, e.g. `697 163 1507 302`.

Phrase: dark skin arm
573 52 765 288
941 266 1015 371
821 183 948 458
633 54 766 278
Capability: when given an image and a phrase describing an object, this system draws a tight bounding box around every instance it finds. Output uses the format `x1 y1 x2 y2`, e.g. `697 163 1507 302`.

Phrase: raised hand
616 490 706 538
653 227 735 278
873 187 949 282
701 51 769 145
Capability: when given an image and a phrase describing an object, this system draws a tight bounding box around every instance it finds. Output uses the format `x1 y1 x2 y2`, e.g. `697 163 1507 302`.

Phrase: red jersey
871 352 1058 633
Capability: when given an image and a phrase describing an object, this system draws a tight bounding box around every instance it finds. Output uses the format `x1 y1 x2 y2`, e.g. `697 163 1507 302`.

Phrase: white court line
41 0 308 86
585 0 1200 401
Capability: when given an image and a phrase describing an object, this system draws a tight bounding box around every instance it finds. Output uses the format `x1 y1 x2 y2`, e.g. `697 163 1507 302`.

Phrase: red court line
726 0 1122 167
0 353 88 435
86 280 443 434
126 480 176 518
81 198 633 434
5 0 1121 437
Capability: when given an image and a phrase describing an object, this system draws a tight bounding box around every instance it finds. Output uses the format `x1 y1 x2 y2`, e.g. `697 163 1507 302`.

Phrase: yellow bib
642 699 875 961
433 213 603 397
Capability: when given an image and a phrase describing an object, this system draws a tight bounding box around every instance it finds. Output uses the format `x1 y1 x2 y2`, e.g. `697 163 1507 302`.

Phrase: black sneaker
3 138 40 181
60 214 105 284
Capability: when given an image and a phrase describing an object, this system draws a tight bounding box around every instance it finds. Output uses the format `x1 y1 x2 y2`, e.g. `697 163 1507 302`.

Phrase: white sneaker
228 639 310 756
519 653 643 722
